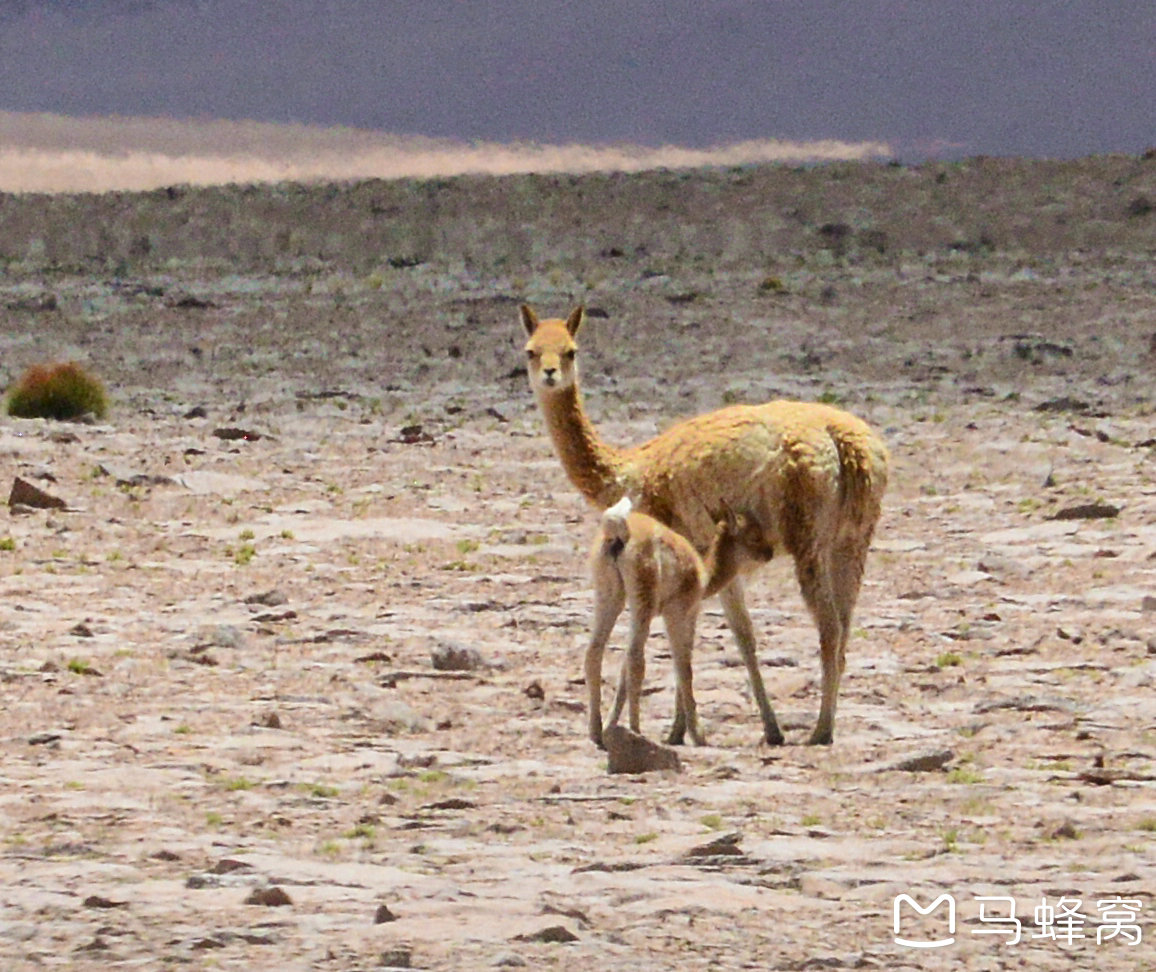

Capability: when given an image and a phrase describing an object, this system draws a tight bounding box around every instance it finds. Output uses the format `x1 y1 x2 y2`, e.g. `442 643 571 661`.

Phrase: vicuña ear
520 304 539 337
565 305 585 337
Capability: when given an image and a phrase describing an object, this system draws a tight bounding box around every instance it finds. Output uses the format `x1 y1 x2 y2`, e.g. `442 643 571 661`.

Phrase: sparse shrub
6 362 109 421
858 228 889 254
1126 195 1152 218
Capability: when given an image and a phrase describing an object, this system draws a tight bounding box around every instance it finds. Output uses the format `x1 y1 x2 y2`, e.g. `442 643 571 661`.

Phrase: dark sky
1 0 1152 159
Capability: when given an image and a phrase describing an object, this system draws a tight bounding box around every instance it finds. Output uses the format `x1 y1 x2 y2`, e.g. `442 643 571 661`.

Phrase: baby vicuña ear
565 305 585 337
520 304 540 337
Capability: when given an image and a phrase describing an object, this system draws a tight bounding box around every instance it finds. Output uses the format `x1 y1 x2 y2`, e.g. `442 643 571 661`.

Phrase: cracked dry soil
1 159 1155 970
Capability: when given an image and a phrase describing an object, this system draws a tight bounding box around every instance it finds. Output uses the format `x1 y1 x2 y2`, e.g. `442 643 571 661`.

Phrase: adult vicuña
588 496 775 748
521 304 889 745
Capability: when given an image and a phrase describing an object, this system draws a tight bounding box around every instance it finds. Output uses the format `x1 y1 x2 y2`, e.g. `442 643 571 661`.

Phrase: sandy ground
1 160 1155 970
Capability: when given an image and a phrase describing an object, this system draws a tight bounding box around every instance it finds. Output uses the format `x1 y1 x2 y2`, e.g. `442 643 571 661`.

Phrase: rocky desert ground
0 155 1154 970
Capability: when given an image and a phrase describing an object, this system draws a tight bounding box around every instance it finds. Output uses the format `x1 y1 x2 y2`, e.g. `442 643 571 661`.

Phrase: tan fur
587 499 774 748
522 304 889 745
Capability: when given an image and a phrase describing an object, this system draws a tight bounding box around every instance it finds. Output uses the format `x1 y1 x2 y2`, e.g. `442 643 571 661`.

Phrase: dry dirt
1 157 1155 970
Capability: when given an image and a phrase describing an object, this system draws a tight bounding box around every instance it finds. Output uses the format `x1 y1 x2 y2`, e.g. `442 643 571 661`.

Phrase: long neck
537 383 627 508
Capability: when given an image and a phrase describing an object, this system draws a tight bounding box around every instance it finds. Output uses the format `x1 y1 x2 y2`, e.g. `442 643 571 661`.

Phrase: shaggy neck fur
536 382 628 507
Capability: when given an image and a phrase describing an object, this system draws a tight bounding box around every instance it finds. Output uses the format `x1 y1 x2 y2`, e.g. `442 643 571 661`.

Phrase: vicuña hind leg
795 556 845 745
663 603 705 746
585 575 625 748
606 609 651 734
719 579 785 746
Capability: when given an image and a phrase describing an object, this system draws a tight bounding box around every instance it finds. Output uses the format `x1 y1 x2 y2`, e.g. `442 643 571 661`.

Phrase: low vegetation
6 361 109 420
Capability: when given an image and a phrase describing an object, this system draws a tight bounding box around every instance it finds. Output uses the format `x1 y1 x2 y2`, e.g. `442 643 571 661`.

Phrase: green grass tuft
6 362 109 421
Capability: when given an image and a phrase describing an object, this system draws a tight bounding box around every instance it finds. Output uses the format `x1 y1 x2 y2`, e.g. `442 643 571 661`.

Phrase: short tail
600 496 633 552
829 423 889 531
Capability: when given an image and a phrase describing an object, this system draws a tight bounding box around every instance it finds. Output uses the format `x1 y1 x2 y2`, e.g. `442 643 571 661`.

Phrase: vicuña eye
563 349 577 361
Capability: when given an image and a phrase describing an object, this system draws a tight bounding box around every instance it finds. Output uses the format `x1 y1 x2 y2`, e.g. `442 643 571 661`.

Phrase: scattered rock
603 725 681 774
167 293 215 309
420 797 476 812
523 679 545 701
374 903 399 923
515 925 579 944
82 894 128 909
380 945 414 967
177 648 219 666
256 711 283 729
397 424 435 444
1046 819 1080 840
355 650 393 664
1078 767 1156 785
681 831 746 861
882 749 955 773
975 695 1075 714
244 588 287 607
244 886 292 907
1033 396 1097 415
6 291 58 312
779 953 867 969
252 609 297 623
431 641 484 672
1049 502 1120 521
8 476 67 510
195 624 245 649
213 427 263 441
95 463 175 487
69 622 95 638
27 732 62 746
211 858 252 874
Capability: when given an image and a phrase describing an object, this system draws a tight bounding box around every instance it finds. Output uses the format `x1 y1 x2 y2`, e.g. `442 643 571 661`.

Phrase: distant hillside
0 155 1152 278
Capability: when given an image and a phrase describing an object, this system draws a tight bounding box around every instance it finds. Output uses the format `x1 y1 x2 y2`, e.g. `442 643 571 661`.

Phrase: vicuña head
522 304 581 394
521 303 889 747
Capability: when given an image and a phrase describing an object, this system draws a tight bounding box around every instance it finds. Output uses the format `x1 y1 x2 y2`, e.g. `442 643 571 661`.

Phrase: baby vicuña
588 496 774 747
